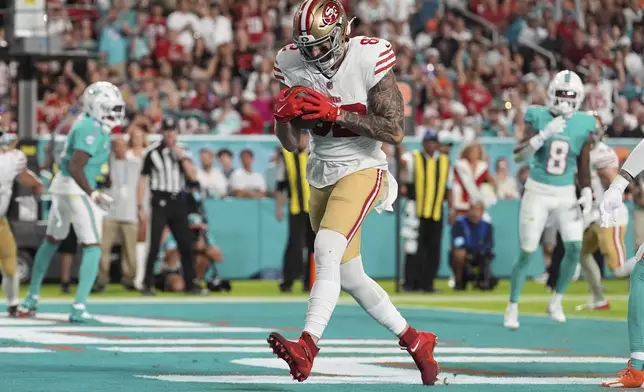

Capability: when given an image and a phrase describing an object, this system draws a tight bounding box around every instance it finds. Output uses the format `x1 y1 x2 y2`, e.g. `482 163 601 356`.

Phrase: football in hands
286 86 321 131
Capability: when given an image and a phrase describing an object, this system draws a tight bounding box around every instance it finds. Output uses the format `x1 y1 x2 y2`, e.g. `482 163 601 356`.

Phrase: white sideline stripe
234 355 625 364
34 294 630 305
136 374 610 385
40 326 273 333
98 347 549 355
27 298 627 323
0 347 51 353
83 340 545 354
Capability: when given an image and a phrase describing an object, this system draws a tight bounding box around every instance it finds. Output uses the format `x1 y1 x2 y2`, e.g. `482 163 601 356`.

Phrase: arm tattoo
276 121 299 152
335 70 405 144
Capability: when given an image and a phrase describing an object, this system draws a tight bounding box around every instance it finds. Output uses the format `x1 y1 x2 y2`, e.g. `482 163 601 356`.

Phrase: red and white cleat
602 361 644 388
575 300 610 311
267 331 319 382
402 331 440 385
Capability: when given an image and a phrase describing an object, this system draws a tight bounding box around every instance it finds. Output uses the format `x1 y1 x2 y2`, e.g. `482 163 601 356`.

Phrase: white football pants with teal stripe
519 179 583 251
47 193 105 244
509 179 584 308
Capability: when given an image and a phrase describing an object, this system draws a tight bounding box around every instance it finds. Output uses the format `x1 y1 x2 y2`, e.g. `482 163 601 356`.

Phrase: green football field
2 279 630 391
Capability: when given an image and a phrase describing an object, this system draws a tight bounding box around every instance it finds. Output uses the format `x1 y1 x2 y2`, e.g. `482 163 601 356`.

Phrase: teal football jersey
526 106 596 186
59 115 111 190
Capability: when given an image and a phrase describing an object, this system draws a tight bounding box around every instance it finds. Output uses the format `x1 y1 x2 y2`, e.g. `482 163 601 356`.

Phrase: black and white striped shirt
141 142 191 194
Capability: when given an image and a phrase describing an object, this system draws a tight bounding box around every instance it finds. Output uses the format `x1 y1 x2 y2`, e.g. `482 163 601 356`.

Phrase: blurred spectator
452 141 496 219
96 136 140 292
211 96 242 135
606 115 636 137
197 147 228 198
126 125 149 291
2 0 641 160
516 165 530 196
217 149 235 179
230 149 266 198
450 201 497 291
493 157 519 199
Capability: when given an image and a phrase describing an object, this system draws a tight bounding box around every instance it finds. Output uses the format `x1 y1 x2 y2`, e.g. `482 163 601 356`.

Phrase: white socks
2 273 19 307
303 229 347 339
550 292 564 307
134 242 147 290
341 255 407 335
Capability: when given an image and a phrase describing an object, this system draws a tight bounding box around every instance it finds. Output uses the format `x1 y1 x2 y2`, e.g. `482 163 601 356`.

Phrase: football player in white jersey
267 0 439 385
0 133 43 316
577 112 634 312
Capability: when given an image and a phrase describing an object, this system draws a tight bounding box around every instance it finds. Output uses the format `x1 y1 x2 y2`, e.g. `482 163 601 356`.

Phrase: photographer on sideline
450 201 497 291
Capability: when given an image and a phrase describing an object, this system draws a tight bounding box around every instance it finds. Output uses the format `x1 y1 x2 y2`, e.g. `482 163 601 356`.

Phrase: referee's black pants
144 192 196 289
405 217 443 292
282 212 315 290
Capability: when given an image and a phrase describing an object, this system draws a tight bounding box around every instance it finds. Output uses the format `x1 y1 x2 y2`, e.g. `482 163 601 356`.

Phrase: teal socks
74 246 101 306
555 241 582 294
509 249 534 303
629 261 644 370
28 239 60 297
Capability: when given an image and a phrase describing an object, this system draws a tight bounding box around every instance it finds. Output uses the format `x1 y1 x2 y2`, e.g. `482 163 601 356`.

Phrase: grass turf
29 278 630 319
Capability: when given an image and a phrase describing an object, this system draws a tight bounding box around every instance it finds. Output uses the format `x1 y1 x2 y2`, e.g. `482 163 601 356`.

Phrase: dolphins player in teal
504 70 596 329
18 81 124 323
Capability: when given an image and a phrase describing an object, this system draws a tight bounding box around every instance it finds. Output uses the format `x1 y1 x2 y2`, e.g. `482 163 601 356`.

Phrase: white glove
599 187 625 227
91 190 114 211
540 116 566 140
578 187 593 216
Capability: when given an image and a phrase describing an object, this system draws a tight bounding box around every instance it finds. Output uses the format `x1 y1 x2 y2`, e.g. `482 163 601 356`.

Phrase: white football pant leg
519 190 553 253
303 229 347 340
69 194 106 245
45 194 72 241
2 273 19 307
340 255 408 336
580 254 605 303
556 191 584 243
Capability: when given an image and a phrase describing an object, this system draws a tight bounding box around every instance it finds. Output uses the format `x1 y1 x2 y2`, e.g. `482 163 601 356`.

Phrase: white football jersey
589 141 627 225
0 149 26 216
274 36 396 189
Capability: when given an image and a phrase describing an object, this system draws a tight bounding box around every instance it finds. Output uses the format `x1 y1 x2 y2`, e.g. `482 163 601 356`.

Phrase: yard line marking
233 356 625 366
135 374 611 385
0 347 51 353
98 347 550 354
33 295 629 305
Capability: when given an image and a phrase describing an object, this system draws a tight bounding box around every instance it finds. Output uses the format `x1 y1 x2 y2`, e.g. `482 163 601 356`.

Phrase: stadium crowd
0 0 638 141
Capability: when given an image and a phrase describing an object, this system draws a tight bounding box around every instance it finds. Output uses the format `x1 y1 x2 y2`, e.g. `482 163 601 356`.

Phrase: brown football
286 86 321 131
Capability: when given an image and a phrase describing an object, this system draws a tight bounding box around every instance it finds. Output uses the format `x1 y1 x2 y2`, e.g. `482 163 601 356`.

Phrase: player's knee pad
340 255 371 293
339 256 388 305
314 229 348 282
0 257 16 277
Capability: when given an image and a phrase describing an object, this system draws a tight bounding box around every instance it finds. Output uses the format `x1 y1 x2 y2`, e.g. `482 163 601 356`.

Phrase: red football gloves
300 89 342 122
274 87 305 123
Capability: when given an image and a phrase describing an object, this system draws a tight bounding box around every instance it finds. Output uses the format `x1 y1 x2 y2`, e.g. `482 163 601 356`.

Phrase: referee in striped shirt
137 117 200 295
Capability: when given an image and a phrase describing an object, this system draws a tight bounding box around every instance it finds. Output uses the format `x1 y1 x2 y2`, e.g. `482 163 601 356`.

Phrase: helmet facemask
548 89 582 118
295 26 345 78
98 102 125 129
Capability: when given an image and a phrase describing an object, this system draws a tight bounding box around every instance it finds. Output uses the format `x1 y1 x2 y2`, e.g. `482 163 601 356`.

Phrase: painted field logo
0 313 621 386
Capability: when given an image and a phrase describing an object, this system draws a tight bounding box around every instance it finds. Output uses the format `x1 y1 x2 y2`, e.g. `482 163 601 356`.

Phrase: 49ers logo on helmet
322 2 339 25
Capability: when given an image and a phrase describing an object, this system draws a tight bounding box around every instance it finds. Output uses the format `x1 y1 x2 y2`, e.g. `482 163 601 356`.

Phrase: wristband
611 175 630 194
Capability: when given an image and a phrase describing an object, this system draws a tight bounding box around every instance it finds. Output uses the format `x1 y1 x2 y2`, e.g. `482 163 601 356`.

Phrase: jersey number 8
546 139 569 175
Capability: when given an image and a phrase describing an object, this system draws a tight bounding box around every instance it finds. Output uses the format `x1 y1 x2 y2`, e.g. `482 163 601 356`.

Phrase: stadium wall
34 136 641 279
